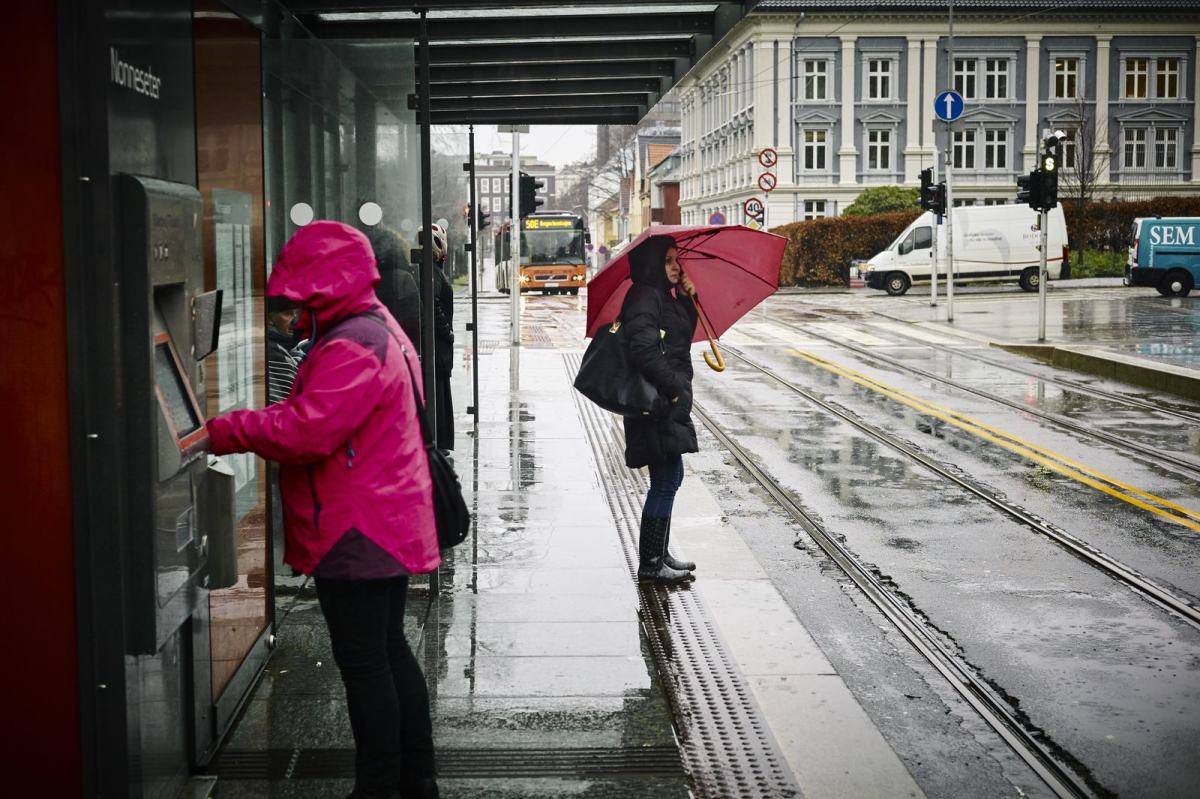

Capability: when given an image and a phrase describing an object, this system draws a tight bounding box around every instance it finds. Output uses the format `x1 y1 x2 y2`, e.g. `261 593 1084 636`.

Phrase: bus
496 211 589 295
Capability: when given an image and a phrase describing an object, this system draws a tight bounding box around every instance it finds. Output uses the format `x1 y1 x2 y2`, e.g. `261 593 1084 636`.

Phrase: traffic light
919 167 946 216
477 206 491 230
1016 169 1042 210
464 202 472 222
1038 135 1061 211
519 171 545 218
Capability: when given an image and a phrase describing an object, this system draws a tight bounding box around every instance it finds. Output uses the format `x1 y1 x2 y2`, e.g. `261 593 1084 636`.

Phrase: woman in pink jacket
208 221 440 799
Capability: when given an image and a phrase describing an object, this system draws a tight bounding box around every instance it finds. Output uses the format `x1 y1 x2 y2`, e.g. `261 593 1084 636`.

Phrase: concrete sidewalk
209 295 923 797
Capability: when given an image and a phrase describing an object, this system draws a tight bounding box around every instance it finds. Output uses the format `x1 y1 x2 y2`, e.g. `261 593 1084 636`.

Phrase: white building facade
677 1 1200 227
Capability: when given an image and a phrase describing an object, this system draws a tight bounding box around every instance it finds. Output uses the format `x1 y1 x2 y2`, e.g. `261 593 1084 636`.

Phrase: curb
993 342 1200 402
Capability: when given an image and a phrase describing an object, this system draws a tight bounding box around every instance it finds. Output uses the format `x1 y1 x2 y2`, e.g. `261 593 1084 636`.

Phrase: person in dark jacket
620 234 699 585
369 225 422 346
424 224 456 453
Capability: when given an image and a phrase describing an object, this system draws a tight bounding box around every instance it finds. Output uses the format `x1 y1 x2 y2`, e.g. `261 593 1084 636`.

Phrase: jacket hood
267 221 380 330
629 234 676 292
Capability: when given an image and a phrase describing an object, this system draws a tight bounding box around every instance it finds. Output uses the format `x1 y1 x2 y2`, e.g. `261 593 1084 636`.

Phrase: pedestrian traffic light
519 171 544 218
919 167 946 216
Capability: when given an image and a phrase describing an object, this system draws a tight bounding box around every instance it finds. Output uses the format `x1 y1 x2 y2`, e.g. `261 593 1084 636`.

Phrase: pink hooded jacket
207 221 439 578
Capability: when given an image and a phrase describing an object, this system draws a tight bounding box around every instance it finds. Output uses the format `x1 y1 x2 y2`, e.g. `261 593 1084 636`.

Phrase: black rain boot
638 515 693 585
662 517 696 573
397 777 439 799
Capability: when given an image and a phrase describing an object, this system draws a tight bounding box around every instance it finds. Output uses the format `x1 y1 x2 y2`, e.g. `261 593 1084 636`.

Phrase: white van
863 204 1069 295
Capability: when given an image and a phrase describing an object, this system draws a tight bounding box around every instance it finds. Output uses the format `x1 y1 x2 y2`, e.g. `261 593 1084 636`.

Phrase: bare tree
1056 96 1113 253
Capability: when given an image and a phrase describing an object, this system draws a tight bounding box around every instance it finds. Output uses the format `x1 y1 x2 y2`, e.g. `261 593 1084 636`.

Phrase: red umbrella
586 225 787 371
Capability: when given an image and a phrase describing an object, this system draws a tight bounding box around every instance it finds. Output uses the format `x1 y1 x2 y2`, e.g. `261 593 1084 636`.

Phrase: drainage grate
566 354 800 799
208 745 684 781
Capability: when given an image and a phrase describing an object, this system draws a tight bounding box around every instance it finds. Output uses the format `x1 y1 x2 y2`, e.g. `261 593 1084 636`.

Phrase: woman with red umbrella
621 234 700 585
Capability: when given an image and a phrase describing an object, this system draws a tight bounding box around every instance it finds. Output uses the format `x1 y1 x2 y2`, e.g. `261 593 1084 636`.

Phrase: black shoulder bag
360 313 471 550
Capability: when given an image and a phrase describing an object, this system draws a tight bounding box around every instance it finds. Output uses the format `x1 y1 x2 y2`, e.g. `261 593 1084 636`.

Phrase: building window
984 129 1008 169
1061 127 1078 170
1124 127 1147 168
1155 127 1179 169
867 59 892 100
1054 57 1079 99
984 198 1008 206
481 197 491 213
803 129 828 170
954 59 977 99
1124 58 1148 99
804 60 828 101
491 177 501 193
1157 58 1180 98
803 200 827 220
985 59 1009 99
953 129 976 169
953 198 976 207
867 129 891 171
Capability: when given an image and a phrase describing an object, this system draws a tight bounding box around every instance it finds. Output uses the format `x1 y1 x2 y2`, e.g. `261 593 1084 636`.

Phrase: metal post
468 125 480 427
1038 208 1048 342
417 10 436 430
930 160 939 306
510 130 521 347
945 0 955 322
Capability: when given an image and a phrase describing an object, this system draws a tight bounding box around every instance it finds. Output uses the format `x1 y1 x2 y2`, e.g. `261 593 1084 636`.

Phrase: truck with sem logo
1125 217 1200 297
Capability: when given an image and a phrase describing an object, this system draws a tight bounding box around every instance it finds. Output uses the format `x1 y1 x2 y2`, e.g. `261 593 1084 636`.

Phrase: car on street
1125 216 1199 297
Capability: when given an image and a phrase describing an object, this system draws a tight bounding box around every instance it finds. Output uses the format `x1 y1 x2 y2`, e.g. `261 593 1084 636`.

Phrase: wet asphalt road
691 296 1200 798
520 289 1200 798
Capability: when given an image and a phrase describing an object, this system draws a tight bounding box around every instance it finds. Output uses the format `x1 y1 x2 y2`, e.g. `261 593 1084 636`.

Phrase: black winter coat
620 243 700 469
434 262 455 377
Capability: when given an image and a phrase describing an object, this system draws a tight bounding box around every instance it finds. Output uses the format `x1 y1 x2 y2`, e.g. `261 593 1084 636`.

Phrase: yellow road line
806 351 1200 524
791 348 1200 533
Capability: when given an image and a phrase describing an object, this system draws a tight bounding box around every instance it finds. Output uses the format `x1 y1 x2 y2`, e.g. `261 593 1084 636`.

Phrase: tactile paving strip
566 353 801 799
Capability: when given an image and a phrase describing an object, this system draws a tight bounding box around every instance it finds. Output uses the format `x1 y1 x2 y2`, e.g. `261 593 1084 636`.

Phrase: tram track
771 306 1200 425
715 343 1200 630
758 313 1200 480
691 400 1096 799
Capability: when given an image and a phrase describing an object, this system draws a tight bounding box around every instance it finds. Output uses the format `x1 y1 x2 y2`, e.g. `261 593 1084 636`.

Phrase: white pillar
1025 35 1042 167
775 37 795 221
753 38 775 151
1094 36 1113 184
1192 36 1200 182
839 35 858 184
922 37 938 157
904 36 923 183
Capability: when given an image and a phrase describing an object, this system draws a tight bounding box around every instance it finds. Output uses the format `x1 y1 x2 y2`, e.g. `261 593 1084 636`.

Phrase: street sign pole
1038 208 1048 342
945 1 956 323
930 159 939 307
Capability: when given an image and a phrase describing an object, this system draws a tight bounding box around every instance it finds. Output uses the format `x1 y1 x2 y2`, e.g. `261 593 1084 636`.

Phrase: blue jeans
643 454 684 518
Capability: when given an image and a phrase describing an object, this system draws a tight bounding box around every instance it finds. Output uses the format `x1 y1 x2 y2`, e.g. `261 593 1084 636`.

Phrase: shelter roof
281 1 761 125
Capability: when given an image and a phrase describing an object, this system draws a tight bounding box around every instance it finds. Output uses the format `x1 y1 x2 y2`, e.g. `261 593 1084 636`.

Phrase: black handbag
399 353 471 550
358 312 470 550
574 319 659 417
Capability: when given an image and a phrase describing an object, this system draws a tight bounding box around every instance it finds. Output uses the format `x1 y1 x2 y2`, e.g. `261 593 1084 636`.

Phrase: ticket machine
120 174 237 655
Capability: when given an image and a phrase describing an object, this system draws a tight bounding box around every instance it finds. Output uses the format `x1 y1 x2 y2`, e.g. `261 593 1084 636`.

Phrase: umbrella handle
688 290 726 373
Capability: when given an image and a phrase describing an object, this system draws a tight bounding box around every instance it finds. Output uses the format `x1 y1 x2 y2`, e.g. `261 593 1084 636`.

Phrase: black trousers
435 372 454 451
314 576 435 795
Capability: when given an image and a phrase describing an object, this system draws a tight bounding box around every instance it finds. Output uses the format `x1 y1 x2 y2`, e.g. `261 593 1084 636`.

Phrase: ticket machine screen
155 343 201 437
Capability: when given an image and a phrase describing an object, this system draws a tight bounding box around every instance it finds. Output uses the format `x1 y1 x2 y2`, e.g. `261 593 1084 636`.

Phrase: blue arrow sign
934 90 964 122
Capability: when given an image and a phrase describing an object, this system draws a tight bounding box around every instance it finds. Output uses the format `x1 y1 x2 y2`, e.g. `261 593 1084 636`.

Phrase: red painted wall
0 5 82 792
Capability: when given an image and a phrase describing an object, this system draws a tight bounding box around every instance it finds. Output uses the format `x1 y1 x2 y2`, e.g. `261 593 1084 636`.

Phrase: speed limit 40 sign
743 197 765 219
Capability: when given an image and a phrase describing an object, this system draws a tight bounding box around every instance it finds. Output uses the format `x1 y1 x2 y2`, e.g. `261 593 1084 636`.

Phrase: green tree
842 186 919 217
